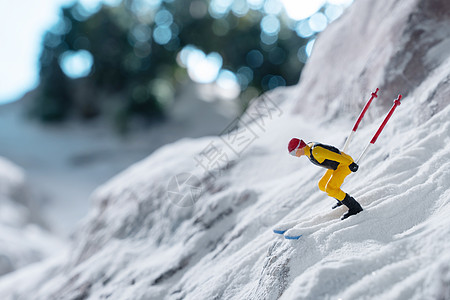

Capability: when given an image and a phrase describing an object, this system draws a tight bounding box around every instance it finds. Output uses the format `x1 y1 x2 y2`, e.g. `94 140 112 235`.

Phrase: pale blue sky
0 0 116 104
0 0 72 104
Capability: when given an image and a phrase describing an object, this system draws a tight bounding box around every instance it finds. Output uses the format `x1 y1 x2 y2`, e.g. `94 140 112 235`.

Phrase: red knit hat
288 138 306 154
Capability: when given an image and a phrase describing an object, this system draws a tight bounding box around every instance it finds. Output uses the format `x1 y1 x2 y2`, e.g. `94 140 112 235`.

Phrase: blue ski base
285 235 302 240
273 229 302 240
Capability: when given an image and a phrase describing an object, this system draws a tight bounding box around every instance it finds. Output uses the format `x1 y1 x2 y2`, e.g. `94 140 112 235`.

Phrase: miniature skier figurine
288 138 363 220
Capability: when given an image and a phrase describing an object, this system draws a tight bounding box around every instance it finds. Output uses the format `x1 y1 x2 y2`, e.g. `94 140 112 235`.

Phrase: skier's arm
312 147 353 166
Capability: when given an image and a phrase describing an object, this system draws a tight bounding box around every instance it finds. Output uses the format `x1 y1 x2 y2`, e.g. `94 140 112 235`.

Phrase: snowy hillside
294 0 450 118
0 157 65 277
1 0 450 299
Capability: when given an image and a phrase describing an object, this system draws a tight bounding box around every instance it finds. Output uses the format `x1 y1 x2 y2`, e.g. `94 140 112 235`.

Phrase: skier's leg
324 165 351 201
319 169 342 209
318 169 333 192
325 163 362 219
319 169 347 209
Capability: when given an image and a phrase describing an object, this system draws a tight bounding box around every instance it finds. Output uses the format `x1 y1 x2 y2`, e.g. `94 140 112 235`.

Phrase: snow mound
1 0 450 299
0 157 65 277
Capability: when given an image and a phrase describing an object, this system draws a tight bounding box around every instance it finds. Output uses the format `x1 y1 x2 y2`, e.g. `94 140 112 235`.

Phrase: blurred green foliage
33 0 308 130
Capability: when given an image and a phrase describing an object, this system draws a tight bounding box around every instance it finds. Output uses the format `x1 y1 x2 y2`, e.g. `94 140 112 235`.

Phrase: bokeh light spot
295 20 314 38
209 0 233 18
102 0 122 6
325 4 344 22
186 49 223 83
59 50 94 78
155 9 173 26
327 0 353 5
50 16 72 35
177 45 196 67
297 46 308 63
190 1 208 18
153 26 172 45
236 66 253 89
216 69 240 97
131 24 152 42
308 12 328 32
261 15 280 36
247 0 264 10
281 0 325 21
246 50 264 68
268 75 286 89
130 0 162 16
263 0 283 15
231 0 249 17
260 32 278 45
262 74 286 90
306 39 315 56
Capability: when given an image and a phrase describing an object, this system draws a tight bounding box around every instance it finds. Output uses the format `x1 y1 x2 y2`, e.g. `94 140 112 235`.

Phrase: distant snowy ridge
0 0 450 299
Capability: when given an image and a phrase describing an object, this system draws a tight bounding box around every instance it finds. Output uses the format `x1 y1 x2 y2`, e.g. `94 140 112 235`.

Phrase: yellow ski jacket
304 142 354 170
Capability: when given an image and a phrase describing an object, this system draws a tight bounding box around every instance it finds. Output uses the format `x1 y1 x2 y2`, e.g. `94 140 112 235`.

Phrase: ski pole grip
352 88 379 132
393 94 402 106
371 88 379 98
357 94 402 164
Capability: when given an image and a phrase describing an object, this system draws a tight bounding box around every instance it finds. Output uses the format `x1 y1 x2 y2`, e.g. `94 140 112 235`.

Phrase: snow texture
293 0 450 119
0 157 65 277
1 0 450 299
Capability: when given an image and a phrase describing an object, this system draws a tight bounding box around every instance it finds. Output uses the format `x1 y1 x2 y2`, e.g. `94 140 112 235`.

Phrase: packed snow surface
0 0 450 299
1 67 449 299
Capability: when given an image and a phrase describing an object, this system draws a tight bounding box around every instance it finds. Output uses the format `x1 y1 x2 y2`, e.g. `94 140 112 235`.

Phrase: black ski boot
340 194 363 220
332 201 343 209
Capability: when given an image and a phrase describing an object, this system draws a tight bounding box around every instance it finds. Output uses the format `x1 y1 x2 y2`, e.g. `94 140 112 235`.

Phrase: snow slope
0 157 65 277
0 0 449 299
294 0 450 118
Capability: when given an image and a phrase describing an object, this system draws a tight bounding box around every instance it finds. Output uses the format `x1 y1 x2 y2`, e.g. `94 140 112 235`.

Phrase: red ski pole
343 88 379 152
356 94 402 164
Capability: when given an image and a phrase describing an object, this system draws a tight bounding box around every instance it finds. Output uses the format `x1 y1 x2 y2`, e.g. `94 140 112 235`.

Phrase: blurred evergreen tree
34 0 310 130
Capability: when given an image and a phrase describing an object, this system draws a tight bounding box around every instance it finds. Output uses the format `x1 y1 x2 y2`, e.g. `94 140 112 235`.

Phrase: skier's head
288 138 307 156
